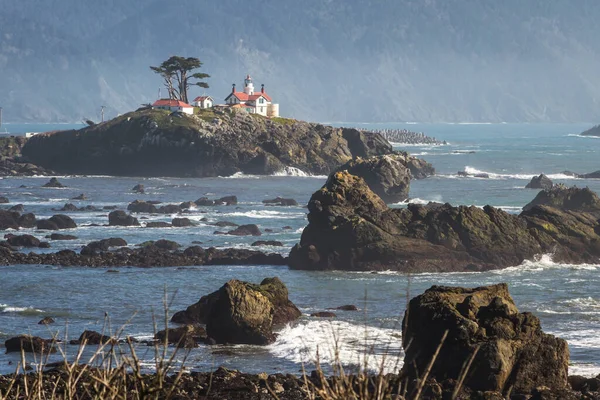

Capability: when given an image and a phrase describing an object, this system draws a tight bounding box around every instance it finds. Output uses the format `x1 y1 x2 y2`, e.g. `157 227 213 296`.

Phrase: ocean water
0 122 599 377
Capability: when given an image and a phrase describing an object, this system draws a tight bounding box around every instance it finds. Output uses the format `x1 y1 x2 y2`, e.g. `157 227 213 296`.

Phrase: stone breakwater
367 128 447 145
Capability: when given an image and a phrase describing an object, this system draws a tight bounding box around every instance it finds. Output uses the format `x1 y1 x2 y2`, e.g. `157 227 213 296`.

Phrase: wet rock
580 170 600 179
153 239 181 250
5 234 41 247
5 335 56 353
289 171 600 272
173 277 300 334
38 317 55 325
157 204 182 214
195 197 215 206
49 233 78 240
180 201 195 209
227 224 261 236
127 200 157 213
9 204 24 213
72 193 87 200
263 197 299 206
42 177 65 188
0 210 22 230
36 214 77 230
145 221 172 228
81 238 127 255
172 217 194 227
154 325 207 348
213 221 238 227
251 240 284 247
523 185 600 212
108 210 139 226
183 246 205 257
132 184 145 194
0 196 8 204
58 203 79 212
402 283 569 396
526 174 553 190
311 312 337 318
195 196 238 206
18 213 36 228
72 330 115 345
333 305 358 311
282 226 292 230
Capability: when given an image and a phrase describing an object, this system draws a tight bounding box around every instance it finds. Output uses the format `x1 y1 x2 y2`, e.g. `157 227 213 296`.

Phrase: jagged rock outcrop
581 124 600 137
402 284 569 396
288 171 600 272
21 109 393 177
334 153 434 203
171 277 301 333
525 173 553 190
523 184 600 212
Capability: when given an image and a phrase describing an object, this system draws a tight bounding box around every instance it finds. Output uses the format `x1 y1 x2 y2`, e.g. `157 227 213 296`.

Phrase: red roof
152 99 192 108
226 91 272 102
193 96 212 102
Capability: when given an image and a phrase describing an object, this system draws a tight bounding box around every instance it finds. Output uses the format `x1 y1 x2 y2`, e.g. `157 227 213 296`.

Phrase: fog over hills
2 0 600 123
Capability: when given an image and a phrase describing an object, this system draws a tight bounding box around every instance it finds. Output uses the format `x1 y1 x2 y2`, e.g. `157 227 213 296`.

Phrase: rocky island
581 124 600 137
288 170 600 272
21 108 395 177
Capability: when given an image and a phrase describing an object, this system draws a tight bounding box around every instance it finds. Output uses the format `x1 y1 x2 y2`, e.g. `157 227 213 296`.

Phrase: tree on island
150 56 210 103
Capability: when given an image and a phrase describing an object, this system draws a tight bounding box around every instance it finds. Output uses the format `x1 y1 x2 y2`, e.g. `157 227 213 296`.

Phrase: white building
224 75 279 117
192 96 213 109
152 99 194 115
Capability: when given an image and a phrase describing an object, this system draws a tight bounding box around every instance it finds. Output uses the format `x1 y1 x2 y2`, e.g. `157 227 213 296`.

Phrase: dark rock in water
9 204 24 213
569 375 600 392
145 221 172 228
288 170 600 272
42 177 65 188
580 170 600 179
525 174 553 190
81 238 127 255
263 197 299 206
580 124 600 137
18 213 36 228
103 205 118 210
38 317 55 325
523 185 600 212
49 233 78 240
72 330 115 345
195 197 214 206
213 221 238 227
311 312 337 318
172 217 194 227
5 234 41 247
0 196 8 204
227 224 261 236
335 155 412 203
5 335 56 353
154 239 181 250
58 203 79 212
195 196 238 206
154 325 207 348
127 200 158 213
36 214 77 230
561 170 580 178
333 305 358 311
251 240 284 247
179 201 195 209
0 210 26 230
132 184 145 194
72 193 87 200
402 283 569 395
108 210 139 226
173 277 301 337
157 204 182 214
282 226 292 230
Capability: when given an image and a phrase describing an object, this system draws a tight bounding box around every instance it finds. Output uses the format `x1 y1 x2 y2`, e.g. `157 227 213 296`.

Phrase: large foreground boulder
171 277 301 345
402 283 569 396
523 184 600 212
525 173 553 190
5 335 56 353
288 171 600 272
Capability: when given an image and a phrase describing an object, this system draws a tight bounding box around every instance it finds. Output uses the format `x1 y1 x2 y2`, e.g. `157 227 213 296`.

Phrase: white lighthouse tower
243 74 255 95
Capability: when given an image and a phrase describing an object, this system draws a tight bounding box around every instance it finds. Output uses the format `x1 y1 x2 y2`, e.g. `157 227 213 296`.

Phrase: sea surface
1 122 599 377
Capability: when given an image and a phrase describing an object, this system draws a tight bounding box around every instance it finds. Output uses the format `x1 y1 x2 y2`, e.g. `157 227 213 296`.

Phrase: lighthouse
243 75 255 95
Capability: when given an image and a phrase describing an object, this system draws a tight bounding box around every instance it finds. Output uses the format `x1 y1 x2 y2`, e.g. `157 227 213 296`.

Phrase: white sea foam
492 254 600 274
221 210 306 219
396 196 443 206
454 166 580 180
569 363 600 378
270 320 403 373
0 304 44 314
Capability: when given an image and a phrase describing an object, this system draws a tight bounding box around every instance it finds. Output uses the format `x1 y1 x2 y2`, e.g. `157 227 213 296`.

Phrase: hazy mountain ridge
2 0 600 123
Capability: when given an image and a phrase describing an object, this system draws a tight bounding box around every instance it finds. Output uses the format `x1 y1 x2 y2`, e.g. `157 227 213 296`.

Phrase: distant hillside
2 0 600 123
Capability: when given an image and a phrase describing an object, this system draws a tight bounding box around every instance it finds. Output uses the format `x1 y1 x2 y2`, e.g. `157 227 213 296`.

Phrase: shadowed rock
36 214 77 230
523 184 600 212
108 210 139 226
154 325 207 348
525 174 553 190
402 283 569 396
227 224 261 236
263 197 298 206
42 177 65 188
5 335 56 353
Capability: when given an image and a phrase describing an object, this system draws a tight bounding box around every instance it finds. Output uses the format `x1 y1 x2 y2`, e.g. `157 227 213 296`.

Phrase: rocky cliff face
288 171 600 272
21 109 392 177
